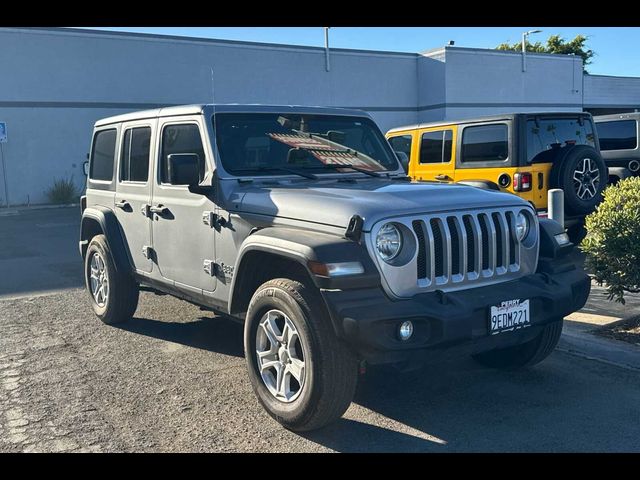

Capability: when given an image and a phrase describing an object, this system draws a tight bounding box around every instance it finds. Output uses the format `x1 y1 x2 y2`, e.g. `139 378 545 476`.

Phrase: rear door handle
435 174 451 181
149 204 169 215
115 200 131 210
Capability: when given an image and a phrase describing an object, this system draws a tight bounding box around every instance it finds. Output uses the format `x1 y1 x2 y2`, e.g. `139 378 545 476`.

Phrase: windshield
526 117 596 163
214 113 399 175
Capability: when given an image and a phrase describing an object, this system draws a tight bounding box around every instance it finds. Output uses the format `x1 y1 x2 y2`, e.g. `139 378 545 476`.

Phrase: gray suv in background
595 112 640 182
80 104 590 431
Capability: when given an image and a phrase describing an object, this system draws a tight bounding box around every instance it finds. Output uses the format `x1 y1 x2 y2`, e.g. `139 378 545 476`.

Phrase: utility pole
522 29 542 72
324 27 331 72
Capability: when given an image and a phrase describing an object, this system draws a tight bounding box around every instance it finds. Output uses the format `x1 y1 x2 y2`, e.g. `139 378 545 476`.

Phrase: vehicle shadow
115 314 244 358
302 354 640 452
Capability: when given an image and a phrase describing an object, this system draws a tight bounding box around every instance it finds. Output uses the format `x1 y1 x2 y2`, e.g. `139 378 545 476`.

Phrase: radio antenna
210 66 218 135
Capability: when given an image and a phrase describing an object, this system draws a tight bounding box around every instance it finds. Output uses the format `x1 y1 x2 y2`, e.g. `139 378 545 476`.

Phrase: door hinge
141 204 151 217
203 259 215 276
203 211 228 229
202 211 215 226
142 245 153 259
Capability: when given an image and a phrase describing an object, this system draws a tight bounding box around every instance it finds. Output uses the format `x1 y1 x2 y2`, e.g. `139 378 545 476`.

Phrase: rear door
413 127 456 182
150 117 216 296
114 121 154 273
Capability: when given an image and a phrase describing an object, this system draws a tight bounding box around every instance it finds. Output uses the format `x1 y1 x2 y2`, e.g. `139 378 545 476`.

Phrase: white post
548 188 564 229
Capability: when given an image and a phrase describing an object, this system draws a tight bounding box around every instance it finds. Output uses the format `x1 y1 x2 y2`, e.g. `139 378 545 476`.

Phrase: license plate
489 299 530 335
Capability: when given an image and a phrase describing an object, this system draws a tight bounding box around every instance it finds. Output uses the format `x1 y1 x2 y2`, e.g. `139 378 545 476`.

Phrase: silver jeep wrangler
80 104 591 431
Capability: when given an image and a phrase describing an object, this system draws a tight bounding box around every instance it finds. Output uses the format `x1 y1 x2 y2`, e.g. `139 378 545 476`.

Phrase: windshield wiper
306 164 383 178
231 166 317 180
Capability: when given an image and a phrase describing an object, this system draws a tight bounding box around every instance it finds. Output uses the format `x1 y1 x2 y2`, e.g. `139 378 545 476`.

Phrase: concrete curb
589 314 640 332
559 325 640 371
0 203 78 216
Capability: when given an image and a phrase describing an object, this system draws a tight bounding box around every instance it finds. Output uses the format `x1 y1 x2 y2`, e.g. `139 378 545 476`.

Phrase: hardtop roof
386 111 594 134
94 104 373 127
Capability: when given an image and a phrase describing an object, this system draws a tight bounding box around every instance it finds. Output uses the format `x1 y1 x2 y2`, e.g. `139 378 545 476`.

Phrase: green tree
496 34 594 73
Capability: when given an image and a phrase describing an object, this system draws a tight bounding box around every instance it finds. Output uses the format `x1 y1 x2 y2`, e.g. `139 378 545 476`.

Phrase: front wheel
244 278 358 432
472 319 563 369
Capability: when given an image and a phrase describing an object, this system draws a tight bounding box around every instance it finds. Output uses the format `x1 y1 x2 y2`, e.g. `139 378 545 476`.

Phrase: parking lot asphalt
1 207 639 452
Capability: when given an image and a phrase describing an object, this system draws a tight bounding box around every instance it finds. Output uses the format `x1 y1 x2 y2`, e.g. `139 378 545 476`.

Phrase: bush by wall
46 176 79 205
581 176 640 304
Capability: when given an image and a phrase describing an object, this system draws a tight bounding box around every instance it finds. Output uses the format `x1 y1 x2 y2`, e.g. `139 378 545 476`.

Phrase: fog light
398 321 414 341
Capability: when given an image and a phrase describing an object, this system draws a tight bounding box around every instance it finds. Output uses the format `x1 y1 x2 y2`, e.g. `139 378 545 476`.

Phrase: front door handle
115 200 131 210
435 174 451 181
149 204 169 216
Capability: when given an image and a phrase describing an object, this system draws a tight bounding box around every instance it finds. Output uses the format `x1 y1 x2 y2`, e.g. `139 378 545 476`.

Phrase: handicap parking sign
0 122 6 143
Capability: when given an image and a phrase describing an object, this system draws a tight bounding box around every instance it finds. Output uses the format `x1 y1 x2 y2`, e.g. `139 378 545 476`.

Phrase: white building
1 27 639 205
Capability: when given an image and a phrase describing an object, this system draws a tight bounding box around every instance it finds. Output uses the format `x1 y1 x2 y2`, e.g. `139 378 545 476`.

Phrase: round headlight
376 223 403 262
515 211 530 241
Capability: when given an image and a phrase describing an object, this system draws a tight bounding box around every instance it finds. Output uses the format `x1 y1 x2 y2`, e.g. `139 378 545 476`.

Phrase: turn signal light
513 172 533 192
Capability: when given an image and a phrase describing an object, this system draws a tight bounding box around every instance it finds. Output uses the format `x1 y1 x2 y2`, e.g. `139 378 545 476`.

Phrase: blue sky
81 27 640 77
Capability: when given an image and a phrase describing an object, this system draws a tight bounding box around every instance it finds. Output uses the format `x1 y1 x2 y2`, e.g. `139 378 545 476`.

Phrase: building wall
0 27 419 205
2 28 640 205
440 47 584 120
584 74 640 110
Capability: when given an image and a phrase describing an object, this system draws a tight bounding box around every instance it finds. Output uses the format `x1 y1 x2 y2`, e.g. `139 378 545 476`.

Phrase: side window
597 120 638 151
419 130 453 164
120 127 151 182
388 135 412 158
89 129 117 181
160 124 206 184
461 124 508 163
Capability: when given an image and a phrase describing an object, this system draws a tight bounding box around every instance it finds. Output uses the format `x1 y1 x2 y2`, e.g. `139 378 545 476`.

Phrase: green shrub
46 176 79 205
581 176 640 304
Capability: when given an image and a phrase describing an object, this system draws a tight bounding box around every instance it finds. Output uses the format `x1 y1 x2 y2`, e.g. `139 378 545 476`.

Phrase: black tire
549 145 607 216
472 319 563 369
84 234 139 325
244 278 358 432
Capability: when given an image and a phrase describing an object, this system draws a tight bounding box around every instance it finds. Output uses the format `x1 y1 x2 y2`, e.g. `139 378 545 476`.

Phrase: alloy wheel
255 309 306 403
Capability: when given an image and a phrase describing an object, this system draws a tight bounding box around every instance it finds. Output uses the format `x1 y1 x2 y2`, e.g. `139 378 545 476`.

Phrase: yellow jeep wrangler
386 112 607 241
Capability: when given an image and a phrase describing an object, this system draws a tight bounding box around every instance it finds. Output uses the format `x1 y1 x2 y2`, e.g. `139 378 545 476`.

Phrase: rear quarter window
90 129 117 181
597 120 638 151
461 124 508 163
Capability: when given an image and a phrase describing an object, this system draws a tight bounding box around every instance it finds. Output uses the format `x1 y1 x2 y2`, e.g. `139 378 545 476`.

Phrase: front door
412 127 457 182
150 117 217 295
114 122 154 273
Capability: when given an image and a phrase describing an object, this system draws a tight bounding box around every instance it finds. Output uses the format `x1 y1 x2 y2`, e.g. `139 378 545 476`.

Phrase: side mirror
395 151 409 174
168 153 200 186
83 160 89 176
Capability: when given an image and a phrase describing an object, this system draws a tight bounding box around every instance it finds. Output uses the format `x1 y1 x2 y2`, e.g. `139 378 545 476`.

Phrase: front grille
411 209 521 288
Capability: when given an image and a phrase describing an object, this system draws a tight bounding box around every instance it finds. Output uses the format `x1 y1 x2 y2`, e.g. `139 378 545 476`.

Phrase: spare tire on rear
549 145 607 216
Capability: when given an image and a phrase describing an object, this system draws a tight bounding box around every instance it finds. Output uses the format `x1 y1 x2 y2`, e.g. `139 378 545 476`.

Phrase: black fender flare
80 206 133 274
456 179 501 191
228 227 380 313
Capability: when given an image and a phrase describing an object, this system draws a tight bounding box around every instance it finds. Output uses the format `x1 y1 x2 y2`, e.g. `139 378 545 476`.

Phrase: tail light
513 172 532 192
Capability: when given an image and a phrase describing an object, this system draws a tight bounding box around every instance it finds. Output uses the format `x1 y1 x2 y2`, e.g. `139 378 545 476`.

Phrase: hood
224 178 529 231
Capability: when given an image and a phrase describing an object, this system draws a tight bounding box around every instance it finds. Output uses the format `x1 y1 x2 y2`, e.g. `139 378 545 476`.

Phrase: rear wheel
244 278 358 431
84 234 139 325
472 319 563 369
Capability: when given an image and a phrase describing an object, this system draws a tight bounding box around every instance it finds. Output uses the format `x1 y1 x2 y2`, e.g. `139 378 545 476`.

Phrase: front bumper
321 265 590 367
